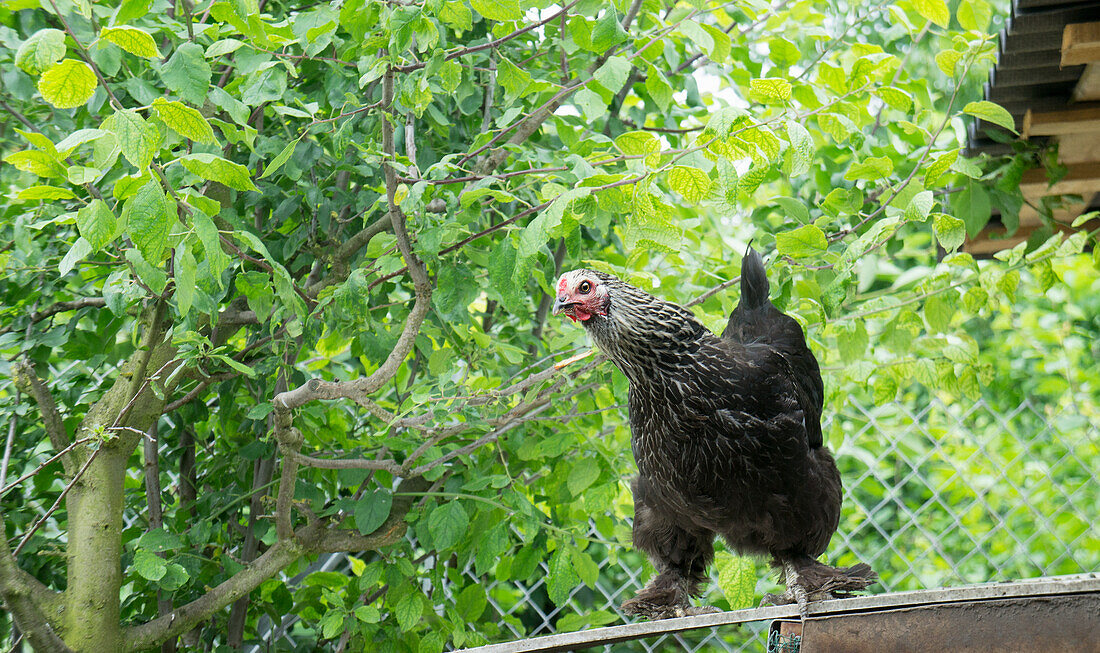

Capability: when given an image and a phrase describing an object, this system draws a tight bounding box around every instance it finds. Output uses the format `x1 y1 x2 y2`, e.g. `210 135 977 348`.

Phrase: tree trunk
63 448 127 651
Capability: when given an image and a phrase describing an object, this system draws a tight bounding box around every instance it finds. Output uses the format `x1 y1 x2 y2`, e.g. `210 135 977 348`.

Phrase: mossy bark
61 303 174 652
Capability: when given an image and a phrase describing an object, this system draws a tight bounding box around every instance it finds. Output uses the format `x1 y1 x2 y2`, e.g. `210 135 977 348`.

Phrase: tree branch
0 297 106 335
122 476 427 651
391 1 581 74
0 510 65 652
11 360 72 473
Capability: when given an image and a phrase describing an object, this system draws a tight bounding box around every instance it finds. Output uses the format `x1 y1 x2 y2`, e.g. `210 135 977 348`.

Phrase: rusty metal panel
800 593 1100 653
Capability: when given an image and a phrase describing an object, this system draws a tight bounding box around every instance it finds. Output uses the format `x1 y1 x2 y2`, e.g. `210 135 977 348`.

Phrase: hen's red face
552 271 609 323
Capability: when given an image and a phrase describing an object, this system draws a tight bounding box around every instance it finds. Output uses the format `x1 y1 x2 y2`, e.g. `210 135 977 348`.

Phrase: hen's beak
552 295 574 316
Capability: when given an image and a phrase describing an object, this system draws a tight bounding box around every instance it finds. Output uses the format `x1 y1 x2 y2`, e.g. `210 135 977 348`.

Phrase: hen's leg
761 556 877 618
621 479 717 620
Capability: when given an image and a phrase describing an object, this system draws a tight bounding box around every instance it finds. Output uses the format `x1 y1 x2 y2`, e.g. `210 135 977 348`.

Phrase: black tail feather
739 245 769 310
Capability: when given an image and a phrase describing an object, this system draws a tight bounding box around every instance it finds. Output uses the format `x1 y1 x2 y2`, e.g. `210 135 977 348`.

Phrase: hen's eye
578 280 592 294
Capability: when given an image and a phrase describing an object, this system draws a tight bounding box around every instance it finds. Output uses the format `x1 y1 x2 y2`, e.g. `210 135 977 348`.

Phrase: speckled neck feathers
579 272 712 386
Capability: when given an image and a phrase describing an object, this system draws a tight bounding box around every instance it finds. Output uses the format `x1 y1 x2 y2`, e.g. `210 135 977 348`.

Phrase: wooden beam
1052 134 1100 163
1019 161 1100 196
1062 22 1100 66
1023 106 1100 136
1072 62 1100 101
964 220 1098 257
1017 192 1094 226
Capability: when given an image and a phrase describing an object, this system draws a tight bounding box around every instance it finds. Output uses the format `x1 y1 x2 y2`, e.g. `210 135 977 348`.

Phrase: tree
0 0 1095 650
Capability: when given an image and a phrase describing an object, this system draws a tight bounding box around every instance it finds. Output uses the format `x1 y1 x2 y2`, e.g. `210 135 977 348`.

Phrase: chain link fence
80 382 1090 651
439 394 1099 652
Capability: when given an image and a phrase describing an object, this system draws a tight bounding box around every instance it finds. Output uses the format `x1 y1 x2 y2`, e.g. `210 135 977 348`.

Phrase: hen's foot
621 586 719 620
621 597 719 620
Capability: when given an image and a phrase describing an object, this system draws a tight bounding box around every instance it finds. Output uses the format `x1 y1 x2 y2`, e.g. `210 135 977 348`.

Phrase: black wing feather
722 246 825 448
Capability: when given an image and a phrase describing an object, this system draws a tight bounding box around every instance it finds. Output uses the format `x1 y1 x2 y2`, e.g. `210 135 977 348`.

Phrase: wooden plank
458 576 1100 653
1019 161 1100 196
1022 106 1100 136
1053 133 1100 163
964 220 1097 257
1009 5 1100 36
992 65 1082 88
1017 192 1094 226
1072 62 1100 101
1062 21 1100 66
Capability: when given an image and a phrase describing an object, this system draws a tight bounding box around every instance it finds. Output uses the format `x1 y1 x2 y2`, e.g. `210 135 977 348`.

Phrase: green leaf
645 65 672 113
668 165 711 204
873 375 897 403
844 156 894 181
76 199 118 251
768 37 800 68
913 0 950 27
180 153 259 191
116 0 153 23
56 128 111 155
174 246 197 315
474 523 511 575
17 185 76 201
38 59 97 109
470 0 521 21
963 100 1018 134
138 527 183 552
715 552 756 609
192 210 229 285
954 182 991 237
133 549 168 581
260 136 302 179
785 121 813 176
158 563 189 591
16 28 66 75
205 38 245 58
456 584 488 621
427 501 468 550
394 593 422 632
100 26 160 58
924 293 956 332
957 0 992 31
904 190 934 222
546 545 580 605
571 548 600 588
924 149 958 186
439 1 473 30
749 78 792 102
160 42 211 105
354 489 393 535
837 322 869 363
59 237 92 276
934 214 965 251
776 224 828 259
574 87 606 123
104 108 159 170
566 458 600 496
123 180 171 262
151 98 215 144
594 55 631 94
496 56 532 105
935 50 962 77
354 605 380 623
774 197 810 224
615 130 660 158
877 87 913 112
5 150 67 178
590 11 627 52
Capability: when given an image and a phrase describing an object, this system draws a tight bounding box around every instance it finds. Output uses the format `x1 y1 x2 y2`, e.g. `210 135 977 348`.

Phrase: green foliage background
0 0 1097 650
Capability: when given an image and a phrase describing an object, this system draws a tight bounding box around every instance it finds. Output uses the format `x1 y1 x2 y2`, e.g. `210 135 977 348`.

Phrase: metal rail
458 574 1100 652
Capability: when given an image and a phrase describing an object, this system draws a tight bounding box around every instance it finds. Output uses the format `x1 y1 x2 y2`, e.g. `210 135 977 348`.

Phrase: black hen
552 247 875 619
